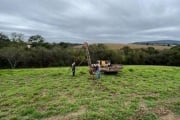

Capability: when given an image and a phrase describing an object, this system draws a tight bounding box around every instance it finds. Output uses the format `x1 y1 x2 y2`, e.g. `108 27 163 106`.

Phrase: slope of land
0 66 179 120
74 43 171 50
133 40 180 46
104 43 171 50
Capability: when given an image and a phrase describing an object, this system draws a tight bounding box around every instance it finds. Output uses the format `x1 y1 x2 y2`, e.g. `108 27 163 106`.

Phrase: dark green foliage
11 32 24 43
0 32 10 48
0 46 25 68
0 32 180 68
28 34 44 43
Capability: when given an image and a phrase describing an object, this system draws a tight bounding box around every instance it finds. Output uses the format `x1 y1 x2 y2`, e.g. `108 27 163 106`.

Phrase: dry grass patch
43 106 86 120
104 43 171 50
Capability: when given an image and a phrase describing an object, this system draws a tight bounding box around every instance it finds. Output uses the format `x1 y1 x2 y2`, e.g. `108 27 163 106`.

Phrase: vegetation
0 66 179 120
133 40 180 46
0 32 180 69
101 43 171 50
0 32 179 119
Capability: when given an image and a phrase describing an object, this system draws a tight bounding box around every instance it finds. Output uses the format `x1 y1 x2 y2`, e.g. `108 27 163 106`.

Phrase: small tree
0 47 23 68
28 35 44 43
28 35 45 48
0 32 10 48
11 32 24 42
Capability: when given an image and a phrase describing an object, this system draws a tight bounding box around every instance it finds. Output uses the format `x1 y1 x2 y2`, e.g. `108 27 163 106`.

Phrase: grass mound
0 66 179 120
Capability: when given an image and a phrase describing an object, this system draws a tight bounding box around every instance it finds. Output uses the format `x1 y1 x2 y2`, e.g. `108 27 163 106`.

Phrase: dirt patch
152 106 170 116
128 93 159 98
129 100 148 120
62 106 86 120
125 93 159 107
152 106 180 120
43 106 86 120
129 101 180 120
161 97 180 104
125 93 160 104
139 100 148 111
160 112 180 120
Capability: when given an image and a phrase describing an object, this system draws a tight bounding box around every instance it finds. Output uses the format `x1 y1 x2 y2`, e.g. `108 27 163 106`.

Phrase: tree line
0 32 180 68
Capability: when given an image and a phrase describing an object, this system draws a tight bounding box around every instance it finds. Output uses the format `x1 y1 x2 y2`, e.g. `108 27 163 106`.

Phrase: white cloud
0 0 180 43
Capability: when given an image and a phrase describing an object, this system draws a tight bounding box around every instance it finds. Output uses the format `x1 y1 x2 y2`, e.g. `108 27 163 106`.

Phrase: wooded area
0 32 180 68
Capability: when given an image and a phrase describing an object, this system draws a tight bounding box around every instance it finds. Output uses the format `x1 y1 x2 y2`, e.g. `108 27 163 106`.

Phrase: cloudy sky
0 0 180 43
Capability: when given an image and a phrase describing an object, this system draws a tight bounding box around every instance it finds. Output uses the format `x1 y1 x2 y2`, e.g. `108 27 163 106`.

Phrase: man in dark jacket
72 62 76 76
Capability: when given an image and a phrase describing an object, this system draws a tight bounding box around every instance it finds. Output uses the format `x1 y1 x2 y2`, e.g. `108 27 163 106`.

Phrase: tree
11 32 24 42
121 46 132 55
89 44 108 63
28 35 45 48
0 32 9 41
0 47 24 68
0 32 10 48
28 35 44 43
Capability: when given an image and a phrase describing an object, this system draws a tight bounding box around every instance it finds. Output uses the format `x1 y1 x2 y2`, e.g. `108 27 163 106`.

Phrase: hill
75 43 171 50
0 66 179 120
133 40 180 46
103 43 171 50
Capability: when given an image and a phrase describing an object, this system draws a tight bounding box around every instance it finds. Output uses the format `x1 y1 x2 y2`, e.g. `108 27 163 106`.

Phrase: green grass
0 66 179 120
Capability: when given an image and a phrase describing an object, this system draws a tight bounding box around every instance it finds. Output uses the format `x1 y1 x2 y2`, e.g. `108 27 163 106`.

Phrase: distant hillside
74 43 171 50
103 43 171 50
133 40 180 46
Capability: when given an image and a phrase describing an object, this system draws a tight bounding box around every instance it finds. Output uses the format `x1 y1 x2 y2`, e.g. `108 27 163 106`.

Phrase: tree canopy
0 32 180 68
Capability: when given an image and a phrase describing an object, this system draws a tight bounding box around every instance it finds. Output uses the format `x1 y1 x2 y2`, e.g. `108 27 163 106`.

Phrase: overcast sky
0 0 180 43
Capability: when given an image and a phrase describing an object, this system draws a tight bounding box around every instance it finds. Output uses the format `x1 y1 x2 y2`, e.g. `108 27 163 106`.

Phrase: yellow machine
97 60 111 67
83 42 122 75
97 60 122 74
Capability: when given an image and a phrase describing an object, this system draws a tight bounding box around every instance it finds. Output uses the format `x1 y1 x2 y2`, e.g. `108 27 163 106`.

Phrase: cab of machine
97 60 111 67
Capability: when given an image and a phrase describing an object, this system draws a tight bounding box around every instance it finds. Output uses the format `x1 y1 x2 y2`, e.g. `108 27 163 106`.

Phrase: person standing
72 62 76 76
96 61 101 79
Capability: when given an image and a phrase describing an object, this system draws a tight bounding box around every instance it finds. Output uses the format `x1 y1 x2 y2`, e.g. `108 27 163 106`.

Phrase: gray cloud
0 0 180 43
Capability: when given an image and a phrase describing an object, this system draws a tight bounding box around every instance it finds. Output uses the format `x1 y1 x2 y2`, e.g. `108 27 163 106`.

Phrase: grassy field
0 66 179 120
103 43 171 50
75 43 171 50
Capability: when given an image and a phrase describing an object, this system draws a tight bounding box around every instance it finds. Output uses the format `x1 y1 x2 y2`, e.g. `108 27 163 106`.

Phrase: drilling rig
83 42 96 76
83 42 122 75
